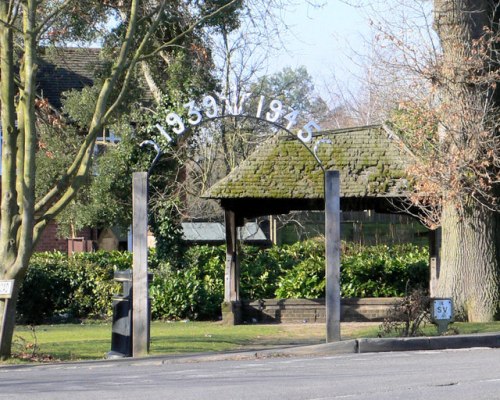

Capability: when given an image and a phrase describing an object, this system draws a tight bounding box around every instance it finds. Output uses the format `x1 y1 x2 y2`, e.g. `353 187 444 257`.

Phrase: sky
258 0 438 110
263 1 371 100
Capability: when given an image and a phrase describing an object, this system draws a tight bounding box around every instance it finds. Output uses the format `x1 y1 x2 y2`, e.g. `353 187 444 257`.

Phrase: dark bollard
107 269 152 359
107 270 133 358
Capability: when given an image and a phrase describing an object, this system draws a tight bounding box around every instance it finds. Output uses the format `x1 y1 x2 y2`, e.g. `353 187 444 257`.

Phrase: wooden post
325 170 341 342
224 210 240 302
132 172 149 357
0 280 15 356
222 210 241 324
429 228 441 297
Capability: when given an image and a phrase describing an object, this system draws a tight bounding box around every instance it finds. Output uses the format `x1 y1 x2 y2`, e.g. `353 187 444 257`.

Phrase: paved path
1 347 500 399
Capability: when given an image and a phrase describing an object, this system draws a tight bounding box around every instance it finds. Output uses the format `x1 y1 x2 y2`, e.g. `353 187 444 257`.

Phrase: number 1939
159 94 321 143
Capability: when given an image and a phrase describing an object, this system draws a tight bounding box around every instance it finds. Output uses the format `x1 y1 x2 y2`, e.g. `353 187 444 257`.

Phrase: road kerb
357 333 500 353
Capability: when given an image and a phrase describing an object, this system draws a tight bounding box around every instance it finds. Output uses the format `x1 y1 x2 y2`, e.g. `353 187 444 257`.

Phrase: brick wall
242 298 399 323
35 221 94 253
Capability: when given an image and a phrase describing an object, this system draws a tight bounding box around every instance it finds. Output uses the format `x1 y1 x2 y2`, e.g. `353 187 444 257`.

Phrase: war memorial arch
203 124 437 325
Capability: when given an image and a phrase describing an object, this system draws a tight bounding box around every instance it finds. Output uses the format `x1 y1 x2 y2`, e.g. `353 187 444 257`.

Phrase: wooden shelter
203 124 418 324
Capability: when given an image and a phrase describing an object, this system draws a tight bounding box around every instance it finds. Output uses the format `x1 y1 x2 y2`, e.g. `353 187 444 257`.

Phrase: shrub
18 251 138 323
341 244 428 298
68 251 132 318
240 245 289 299
17 252 72 324
379 288 431 337
150 246 225 320
275 242 428 299
18 241 429 323
273 241 326 299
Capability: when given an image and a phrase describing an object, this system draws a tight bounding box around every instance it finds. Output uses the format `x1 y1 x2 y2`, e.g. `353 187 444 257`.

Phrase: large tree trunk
433 0 500 321
438 203 499 321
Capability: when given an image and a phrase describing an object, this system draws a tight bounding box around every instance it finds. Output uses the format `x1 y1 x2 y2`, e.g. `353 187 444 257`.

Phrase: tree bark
433 0 500 321
438 203 499 321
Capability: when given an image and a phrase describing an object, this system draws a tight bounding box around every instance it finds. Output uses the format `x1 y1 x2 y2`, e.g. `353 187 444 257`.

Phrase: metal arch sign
154 93 322 144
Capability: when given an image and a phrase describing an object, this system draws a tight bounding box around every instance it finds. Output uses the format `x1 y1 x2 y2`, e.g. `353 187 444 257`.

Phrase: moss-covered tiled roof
204 125 409 200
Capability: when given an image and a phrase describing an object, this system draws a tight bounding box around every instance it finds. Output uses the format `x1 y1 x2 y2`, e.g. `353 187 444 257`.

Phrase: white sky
260 0 436 104
263 1 370 99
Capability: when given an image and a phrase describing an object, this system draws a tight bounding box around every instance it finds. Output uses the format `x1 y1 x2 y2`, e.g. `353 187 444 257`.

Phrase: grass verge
4 320 500 364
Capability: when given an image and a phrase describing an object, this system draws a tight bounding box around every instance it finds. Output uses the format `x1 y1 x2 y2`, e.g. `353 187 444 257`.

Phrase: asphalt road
1 348 500 399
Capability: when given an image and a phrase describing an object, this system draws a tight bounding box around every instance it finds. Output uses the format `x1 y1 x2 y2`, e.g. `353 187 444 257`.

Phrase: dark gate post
222 209 242 324
429 228 441 297
325 170 341 342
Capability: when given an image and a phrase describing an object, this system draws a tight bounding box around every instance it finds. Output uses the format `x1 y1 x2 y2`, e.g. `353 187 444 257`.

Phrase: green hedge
275 242 429 298
18 251 133 323
150 246 225 320
17 252 72 324
18 241 428 323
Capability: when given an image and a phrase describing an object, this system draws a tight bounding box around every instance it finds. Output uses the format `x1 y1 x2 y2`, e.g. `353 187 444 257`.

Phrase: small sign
432 298 453 321
0 280 14 299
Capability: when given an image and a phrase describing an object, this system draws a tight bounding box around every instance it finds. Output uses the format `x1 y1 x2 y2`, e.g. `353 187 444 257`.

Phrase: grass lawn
8 321 376 363
5 320 500 364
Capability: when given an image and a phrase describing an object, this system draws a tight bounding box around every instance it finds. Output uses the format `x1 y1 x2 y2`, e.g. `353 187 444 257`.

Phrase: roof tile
204 125 410 200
